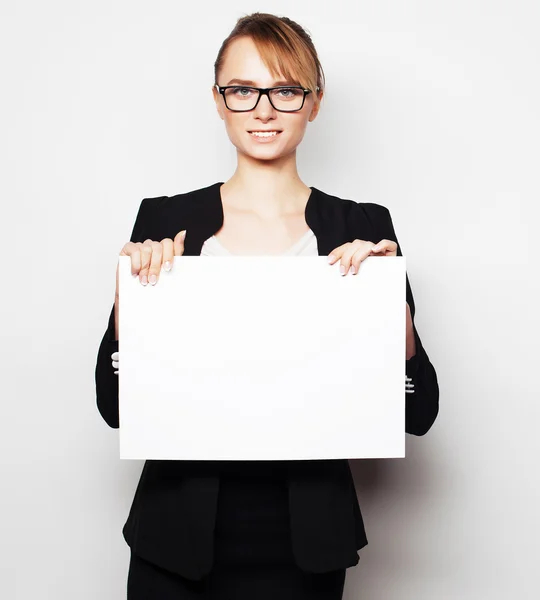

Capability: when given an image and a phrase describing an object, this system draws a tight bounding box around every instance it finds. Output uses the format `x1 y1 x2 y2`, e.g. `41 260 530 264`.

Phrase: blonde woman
95 12 439 599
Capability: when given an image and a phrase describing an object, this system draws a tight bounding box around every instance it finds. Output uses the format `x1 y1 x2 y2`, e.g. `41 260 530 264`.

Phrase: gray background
2 1 538 598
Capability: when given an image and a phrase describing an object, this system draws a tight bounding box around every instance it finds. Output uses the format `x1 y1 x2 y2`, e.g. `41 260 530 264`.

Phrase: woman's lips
248 130 282 141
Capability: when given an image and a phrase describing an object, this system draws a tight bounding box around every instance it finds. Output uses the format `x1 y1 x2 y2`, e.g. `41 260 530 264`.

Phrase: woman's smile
248 130 283 141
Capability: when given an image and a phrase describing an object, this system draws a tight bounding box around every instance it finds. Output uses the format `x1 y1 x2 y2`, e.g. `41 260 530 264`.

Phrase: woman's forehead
220 37 292 84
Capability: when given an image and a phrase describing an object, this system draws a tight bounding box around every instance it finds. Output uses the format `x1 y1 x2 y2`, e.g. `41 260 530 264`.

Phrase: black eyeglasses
214 84 319 113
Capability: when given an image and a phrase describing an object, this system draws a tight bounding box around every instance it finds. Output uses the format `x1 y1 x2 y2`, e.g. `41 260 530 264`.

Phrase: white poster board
118 255 406 460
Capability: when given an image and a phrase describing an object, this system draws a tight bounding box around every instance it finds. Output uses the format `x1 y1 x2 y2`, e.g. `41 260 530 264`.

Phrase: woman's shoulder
315 186 391 221
140 181 220 210
312 187 395 243
128 182 222 243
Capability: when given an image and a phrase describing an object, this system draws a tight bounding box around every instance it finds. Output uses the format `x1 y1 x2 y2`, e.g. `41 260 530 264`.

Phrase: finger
119 242 142 277
139 240 154 285
161 238 174 271
119 241 137 256
129 244 142 277
327 243 350 264
173 229 187 256
349 243 376 275
147 241 163 285
340 240 370 276
371 240 398 256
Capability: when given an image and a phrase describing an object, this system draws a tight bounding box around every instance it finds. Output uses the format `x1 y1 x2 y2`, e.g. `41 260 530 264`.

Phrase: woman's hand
115 229 187 295
112 229 187 340
327 239 398 275
329 238 417 359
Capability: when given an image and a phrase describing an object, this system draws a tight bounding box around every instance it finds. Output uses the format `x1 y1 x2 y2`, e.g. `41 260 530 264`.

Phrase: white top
200 228 318 256
110 229 414 393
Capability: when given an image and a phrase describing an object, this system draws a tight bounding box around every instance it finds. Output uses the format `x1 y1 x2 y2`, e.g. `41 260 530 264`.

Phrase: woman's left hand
328 239 417 359
327 239 398 275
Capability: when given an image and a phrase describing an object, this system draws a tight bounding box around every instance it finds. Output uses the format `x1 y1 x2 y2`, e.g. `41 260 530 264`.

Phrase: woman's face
212 36 323 161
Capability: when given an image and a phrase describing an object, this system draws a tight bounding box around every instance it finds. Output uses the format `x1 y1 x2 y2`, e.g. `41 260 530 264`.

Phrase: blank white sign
118 255 406 460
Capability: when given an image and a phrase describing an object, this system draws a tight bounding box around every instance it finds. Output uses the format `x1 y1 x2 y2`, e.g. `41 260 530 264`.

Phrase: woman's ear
309 91 324 121
212 85 225 120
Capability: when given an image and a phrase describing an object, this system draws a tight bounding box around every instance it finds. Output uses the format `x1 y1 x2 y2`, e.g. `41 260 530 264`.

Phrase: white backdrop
2 1 538 598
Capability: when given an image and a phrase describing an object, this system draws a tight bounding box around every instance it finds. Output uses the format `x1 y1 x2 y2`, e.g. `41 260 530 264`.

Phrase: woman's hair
214 12 325 106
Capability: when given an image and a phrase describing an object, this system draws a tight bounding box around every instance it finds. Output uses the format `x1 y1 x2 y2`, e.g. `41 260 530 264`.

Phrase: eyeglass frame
214 84 320 113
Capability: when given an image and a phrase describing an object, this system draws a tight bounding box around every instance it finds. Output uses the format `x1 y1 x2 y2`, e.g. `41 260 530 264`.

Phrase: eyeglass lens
224 87 304 111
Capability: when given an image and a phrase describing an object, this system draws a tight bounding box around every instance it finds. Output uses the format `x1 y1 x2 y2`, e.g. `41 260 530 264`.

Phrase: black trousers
127 550 346 600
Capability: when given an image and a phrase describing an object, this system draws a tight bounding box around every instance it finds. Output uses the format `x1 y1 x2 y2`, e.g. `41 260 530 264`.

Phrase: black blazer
95 181 439 581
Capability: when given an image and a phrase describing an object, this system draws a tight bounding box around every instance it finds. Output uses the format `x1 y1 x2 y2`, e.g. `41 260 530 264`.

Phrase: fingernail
149 274 157 285
340 265 346 275
327 254 335 263
349 265 355 275
180 230 187 240
164 261 171 271
141 275 148 285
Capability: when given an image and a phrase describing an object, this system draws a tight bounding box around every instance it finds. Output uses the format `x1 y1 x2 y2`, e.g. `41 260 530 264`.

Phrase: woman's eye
278 88 300 97
234 87 253 96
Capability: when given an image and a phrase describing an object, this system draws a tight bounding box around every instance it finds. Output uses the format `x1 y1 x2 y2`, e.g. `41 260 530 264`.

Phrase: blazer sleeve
378 206 440 436
95 198 152 429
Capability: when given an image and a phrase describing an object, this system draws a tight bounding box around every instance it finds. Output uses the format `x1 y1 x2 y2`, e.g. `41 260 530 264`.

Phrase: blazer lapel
179 181 356 257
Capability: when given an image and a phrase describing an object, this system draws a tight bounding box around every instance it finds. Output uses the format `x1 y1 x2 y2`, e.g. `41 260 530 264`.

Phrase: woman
95 12 439 599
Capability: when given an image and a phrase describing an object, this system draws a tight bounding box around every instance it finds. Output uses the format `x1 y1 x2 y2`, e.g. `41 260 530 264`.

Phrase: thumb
173 229 187 256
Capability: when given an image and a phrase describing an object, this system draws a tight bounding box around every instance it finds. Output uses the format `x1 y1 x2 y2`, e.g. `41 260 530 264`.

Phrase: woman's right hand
115 229 187 295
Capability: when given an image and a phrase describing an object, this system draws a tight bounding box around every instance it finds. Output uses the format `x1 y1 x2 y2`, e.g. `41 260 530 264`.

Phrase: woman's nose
254 92 275 116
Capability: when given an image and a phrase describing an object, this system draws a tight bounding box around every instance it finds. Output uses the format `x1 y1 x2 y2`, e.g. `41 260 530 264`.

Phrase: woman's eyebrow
225 78 299 86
